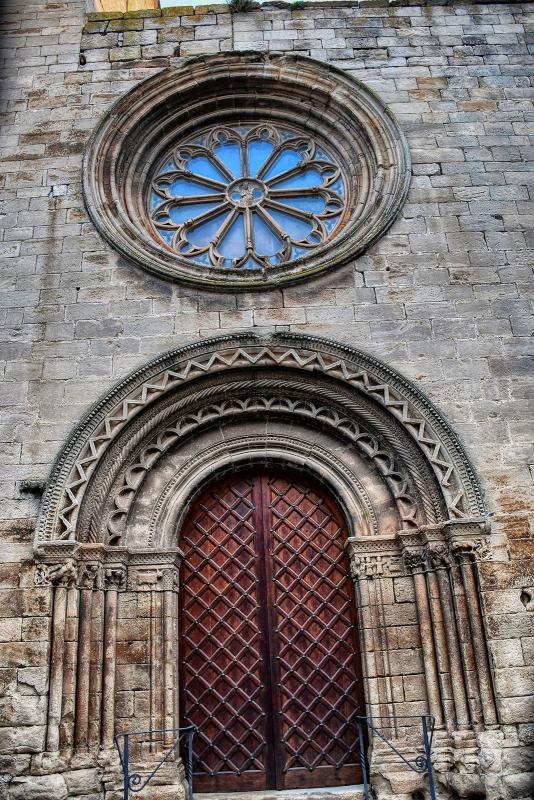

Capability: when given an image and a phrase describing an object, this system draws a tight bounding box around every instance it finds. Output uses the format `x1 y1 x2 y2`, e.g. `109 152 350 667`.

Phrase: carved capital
104 566 126 591
349 553 403 579
127 566 180 591
34 559 78 588
450 539 492 565
426 545 451 570
403 550 426 575
161 568 179 591
78 563 102 590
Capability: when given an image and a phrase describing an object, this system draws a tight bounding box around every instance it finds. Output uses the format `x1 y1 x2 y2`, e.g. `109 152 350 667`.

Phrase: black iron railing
114 725 195 800
356 715 436 800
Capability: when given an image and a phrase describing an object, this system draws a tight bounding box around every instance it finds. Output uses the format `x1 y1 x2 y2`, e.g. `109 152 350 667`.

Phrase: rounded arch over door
179 467 364 792
33 333 499 800
37 331 486 547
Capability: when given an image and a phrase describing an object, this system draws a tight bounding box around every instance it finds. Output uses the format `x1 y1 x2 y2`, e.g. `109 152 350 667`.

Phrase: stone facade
0 2 533 800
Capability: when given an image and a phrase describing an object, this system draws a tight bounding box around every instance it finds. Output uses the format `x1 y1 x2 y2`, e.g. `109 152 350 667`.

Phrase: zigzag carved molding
106 396 421 544
37 334 485 542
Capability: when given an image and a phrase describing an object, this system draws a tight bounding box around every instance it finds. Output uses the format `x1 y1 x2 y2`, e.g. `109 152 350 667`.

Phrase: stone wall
0 1 533 799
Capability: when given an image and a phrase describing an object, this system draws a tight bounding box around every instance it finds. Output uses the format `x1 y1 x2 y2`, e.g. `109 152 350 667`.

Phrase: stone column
37 559 78 753
402 549 443 727
451 542 498 727
126 550 182 759
427 546 470 729
162 568 179 745
74 564 101 752
102 566 126 750
346 539 405 722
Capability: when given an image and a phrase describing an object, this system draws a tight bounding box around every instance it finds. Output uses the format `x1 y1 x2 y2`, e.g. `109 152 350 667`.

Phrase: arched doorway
35 334 495 800
179 468 364 792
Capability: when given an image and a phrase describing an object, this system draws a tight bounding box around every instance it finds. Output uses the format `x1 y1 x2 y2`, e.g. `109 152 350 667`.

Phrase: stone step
195 785 366 800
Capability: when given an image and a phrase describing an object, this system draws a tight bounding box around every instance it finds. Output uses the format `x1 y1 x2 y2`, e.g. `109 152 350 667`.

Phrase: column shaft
102 588 118 749
413 571 443 725
460 560 498 726
74 587 93 750
163 589 176 745
47 586 68 752
435 566 470 728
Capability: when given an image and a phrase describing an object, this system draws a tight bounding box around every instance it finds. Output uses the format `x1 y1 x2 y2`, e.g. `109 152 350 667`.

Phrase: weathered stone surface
0 1 533 799
8 774 67 800
0 727 44 755
64 768 103 796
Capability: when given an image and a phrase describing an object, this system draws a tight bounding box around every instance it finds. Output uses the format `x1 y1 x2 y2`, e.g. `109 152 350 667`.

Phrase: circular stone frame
83 53 411 291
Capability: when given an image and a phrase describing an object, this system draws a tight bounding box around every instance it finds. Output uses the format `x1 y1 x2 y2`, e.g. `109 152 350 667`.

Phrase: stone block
9 774 67 800
64 768 103 796
17 667 48 696
0 643 48 669
495 666 534 699
502 772 534 800
0 619 21 643
0 695 47 727
0 725 45 755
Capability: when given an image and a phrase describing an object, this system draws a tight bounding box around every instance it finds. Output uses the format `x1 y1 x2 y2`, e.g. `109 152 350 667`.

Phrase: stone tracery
150 123 346 269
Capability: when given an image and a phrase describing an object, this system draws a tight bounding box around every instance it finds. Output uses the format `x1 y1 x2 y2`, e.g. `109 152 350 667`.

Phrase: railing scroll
356 714 436 800
114 725 195 800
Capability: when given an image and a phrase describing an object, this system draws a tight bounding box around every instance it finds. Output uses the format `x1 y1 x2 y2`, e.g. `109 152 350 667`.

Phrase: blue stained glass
330 179 344 195
324 216 341 233
268 208 314 241
167 178 217 197
253 213 284 257
276 195 327 214
248 139 275 177
262 149 303 181
291 245 310 260
151 191 162 211
183 156 226 183
168 201 221 225
270 168 325 190
150 123 346 269
186 211 228 248
219 214 246 259
213 142 242 178
160 229 175 246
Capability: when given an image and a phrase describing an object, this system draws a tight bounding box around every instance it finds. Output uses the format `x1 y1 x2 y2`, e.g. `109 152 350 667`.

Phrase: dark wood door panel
179 470 363 792
266 475 363 789
179 475 270 791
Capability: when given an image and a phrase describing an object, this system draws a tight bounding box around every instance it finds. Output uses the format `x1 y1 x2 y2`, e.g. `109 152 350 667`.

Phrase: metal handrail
114 725 196 800
355 715 436 800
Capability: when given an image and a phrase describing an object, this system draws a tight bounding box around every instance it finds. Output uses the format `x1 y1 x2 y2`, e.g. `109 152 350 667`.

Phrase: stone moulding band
104 394 422 544
36 332 486 546
82 51 411 290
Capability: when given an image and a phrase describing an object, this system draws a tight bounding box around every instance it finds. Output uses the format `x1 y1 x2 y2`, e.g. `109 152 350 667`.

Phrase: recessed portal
179 469 364 792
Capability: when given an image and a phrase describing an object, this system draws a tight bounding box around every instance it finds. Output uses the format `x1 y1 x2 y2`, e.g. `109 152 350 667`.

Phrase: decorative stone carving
83 53 410 290
103 567 126 591
34 560 78 587
78 564 102 590
36 333 486 545
403 550 426 575
348 552 404 579
106 394 421 543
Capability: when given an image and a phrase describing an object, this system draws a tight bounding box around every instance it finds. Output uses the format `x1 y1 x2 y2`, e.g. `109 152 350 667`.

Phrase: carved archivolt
37 333 485 544
106 395 420 544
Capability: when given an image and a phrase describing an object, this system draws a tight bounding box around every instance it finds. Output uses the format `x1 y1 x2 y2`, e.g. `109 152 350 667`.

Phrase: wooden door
179 470 363 792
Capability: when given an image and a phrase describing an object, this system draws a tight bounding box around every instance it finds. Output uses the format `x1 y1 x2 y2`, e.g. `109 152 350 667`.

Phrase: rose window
84 54 410 289
149 124 346 270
